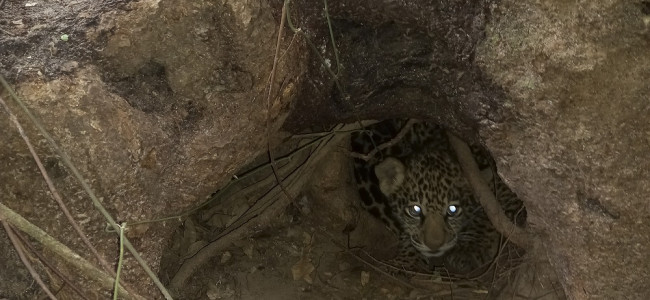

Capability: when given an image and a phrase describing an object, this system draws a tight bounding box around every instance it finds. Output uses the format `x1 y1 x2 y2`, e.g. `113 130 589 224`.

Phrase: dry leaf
360 271 370 287
291 256 315 284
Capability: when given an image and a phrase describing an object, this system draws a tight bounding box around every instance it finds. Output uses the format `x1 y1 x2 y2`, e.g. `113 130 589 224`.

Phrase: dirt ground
158 197 410 300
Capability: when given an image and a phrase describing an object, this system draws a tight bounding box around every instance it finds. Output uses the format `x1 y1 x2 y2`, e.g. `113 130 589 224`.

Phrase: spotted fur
351 119 525 274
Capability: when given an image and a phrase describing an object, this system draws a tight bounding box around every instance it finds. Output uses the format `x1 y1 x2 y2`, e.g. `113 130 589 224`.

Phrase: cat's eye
405 205 422 218
446 205 461 217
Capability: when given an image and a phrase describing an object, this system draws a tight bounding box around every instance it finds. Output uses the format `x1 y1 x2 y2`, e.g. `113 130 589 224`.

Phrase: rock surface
478 1 650 298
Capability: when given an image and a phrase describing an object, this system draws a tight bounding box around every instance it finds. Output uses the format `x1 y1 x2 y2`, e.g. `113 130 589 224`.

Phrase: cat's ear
374 157 406 195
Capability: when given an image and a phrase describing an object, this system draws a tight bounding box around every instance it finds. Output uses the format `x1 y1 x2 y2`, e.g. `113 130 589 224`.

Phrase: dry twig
349 119 417 161
12 229 90 300
265 0 294 202
0 202 136 298
2 221 58 299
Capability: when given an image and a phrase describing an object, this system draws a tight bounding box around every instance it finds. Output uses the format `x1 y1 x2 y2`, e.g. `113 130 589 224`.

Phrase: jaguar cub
351 120 524 274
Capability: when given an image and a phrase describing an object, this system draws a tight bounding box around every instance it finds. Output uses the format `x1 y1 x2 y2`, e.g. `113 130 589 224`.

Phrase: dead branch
2 221 58 299
0 202 139 299
13 229 90 300
265 0 294 202
349 119 418 161
446 132 531 248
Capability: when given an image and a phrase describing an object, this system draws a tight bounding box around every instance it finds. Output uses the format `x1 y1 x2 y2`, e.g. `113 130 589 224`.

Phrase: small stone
220 251 232 264
291 256 315 283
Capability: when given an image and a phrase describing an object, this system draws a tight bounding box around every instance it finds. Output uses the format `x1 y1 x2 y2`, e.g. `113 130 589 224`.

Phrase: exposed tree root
446 132 531 249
